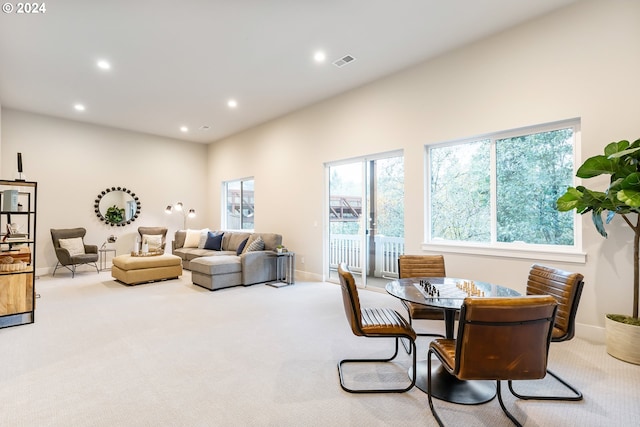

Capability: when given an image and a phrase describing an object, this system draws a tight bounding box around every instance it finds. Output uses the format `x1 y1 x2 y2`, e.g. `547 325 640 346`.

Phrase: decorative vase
605 315 640 365
141 242 149 254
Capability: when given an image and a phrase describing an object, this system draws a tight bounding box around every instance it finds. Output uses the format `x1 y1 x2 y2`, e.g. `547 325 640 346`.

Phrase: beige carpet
0 270 638 426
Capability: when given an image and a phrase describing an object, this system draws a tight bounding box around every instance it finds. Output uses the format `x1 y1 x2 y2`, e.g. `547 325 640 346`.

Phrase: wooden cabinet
0 180 36 328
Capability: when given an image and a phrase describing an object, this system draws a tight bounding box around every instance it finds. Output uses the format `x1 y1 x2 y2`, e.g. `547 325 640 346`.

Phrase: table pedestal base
411 360 496 404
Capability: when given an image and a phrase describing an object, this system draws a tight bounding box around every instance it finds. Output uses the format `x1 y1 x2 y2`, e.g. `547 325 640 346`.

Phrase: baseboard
576 322 605 344
294 269 322 282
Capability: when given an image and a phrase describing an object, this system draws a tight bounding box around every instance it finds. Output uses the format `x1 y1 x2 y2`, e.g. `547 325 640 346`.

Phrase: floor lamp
165 202 196 229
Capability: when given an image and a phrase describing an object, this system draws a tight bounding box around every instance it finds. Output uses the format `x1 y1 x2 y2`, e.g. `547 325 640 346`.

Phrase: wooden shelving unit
0 180 37 328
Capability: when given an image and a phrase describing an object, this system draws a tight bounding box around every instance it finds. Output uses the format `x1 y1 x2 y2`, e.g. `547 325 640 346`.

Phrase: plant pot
605 315 640 365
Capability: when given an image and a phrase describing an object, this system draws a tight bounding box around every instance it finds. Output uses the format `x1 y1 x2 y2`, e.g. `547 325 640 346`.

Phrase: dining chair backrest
398 255 445 279
526 264 584 342
338 262 364 336
453 296 557 381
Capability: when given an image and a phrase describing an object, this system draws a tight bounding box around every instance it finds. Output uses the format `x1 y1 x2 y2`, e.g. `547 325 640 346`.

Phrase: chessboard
413 279 486 299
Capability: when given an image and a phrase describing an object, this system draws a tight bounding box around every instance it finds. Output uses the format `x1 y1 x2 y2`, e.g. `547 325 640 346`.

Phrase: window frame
222 177 255 232
423 119 585 264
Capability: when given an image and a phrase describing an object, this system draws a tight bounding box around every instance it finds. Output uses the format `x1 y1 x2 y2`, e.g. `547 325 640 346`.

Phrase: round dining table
385 277 521 404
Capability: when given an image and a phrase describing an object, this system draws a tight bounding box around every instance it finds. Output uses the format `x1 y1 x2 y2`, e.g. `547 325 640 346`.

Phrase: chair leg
427 351 524 427
507 368 583 401
427 348 445 427
401 309 445 355
496 381 523 427
52 262 61 277
338 336 416 393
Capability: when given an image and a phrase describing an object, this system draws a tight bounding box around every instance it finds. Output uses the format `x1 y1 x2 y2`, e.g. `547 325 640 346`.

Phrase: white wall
206 1 640 340
0 109 208 272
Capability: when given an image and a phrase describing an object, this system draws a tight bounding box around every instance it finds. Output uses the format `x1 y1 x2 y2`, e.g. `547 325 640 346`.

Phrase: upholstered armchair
50 228 99 277
137 226 168 252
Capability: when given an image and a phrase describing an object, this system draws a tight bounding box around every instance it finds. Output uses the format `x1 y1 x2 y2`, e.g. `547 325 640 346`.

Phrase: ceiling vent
333 55 356 68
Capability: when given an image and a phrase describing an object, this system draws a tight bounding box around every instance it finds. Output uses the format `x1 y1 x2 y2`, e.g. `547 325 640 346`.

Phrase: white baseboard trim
576 322 605 344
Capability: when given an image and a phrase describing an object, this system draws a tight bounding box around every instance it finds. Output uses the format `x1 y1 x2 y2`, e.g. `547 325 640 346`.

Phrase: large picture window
223 178 254 230
427 120 579 254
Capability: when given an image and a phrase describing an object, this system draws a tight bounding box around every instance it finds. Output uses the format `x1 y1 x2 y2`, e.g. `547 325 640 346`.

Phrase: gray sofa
172 230 282 291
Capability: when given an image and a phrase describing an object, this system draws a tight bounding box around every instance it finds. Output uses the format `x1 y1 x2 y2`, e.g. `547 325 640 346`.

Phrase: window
426 120 581 259
223 178 254 230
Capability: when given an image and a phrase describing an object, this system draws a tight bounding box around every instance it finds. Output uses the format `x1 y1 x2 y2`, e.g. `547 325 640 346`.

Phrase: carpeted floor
1 270 638 426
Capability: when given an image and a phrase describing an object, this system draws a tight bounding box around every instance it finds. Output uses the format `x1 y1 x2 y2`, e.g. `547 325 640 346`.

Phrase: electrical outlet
301 256 305 264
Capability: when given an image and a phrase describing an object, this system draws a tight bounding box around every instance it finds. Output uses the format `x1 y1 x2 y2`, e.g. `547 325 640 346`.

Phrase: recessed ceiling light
97 60 111 70
74 104 86 111
180 126 189 132
314 51 326 63
227 99 238 108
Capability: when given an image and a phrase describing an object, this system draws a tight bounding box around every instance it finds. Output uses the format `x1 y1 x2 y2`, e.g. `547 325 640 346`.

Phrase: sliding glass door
326 152 404 289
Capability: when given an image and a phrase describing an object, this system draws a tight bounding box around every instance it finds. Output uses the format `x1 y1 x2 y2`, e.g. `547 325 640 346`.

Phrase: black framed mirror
94 187 141 226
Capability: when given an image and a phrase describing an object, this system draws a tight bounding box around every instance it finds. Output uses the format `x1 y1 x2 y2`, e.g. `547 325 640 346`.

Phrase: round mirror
94 187 141 226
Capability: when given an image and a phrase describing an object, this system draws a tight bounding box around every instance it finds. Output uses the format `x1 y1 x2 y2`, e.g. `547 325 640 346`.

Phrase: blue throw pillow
236 237 249 255
204 231 224 250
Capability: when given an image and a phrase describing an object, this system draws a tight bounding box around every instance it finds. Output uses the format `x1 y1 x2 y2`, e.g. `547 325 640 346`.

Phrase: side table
267 251 295 288
99 248 116 271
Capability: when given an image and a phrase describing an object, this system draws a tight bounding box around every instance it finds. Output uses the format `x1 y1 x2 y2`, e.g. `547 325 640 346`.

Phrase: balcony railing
329 234 405 278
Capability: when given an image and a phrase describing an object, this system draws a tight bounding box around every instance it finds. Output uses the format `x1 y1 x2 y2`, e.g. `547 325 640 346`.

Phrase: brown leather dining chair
427 295 558 427
508 263 585 401
337 263 417 393
397 255 447 352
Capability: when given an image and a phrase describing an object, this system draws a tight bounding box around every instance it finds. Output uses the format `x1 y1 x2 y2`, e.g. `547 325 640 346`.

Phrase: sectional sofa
172 229 283 291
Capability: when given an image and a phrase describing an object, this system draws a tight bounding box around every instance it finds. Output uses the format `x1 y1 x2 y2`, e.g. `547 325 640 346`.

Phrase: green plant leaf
621 172 640 190
592 210 608 237
576 155 615 178
556 187 582 211
618 189 640 207
604 140 630 157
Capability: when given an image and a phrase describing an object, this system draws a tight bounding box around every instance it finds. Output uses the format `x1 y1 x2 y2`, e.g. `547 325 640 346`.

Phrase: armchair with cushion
50 228 99 277
138 226 168 252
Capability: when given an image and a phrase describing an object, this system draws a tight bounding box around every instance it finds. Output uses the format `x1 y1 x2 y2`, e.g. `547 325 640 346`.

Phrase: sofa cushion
204 231 224 250
244 235 265 252
190 255 242 275
142 234 163 252
197 229 211 248
59 237 85 256
222 232 251 251
236 238 249 255
183 229 202 248
252 233 282 251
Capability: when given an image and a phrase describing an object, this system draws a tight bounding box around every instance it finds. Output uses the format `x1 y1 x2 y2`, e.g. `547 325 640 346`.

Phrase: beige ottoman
111 254 182 285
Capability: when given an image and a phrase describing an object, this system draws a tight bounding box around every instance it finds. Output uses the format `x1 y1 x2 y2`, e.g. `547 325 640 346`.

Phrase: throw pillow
197 228 211 249
236 237 249 255
244 235 265 253
142 234 163 252
59 237 85 256
183 229 202 248
204 231 224 250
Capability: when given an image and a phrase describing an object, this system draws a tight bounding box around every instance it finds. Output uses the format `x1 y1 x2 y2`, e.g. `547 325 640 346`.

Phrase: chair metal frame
337 263 417 393
427 296 558 427
508 264 585 401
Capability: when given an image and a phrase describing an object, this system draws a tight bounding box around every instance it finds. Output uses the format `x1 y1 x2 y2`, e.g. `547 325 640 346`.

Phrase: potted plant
105 205 125 224
557 138 640 364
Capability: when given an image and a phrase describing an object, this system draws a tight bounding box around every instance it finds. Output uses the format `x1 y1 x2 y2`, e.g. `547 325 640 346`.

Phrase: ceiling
0 0 577 144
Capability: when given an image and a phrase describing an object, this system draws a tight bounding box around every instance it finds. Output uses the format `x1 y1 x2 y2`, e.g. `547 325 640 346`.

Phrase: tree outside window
428 121 577 247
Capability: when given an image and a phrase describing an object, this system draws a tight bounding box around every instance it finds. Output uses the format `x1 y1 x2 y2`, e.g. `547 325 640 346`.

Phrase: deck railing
329 234 405 278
